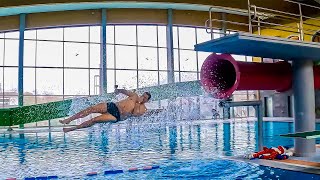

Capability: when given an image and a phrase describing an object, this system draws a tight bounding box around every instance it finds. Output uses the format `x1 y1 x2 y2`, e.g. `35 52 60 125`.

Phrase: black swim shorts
106 102 121 122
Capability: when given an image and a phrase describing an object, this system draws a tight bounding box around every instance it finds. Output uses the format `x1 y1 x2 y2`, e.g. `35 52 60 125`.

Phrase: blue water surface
0 119 320 179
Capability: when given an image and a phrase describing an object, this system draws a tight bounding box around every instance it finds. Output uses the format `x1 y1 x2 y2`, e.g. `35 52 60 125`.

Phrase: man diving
60 87 157 133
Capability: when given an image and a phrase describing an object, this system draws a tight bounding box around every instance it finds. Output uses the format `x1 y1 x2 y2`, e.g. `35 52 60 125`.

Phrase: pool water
1 119 320 179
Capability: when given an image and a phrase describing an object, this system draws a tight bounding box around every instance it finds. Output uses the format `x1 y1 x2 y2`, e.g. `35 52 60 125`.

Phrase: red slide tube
200 53 320 99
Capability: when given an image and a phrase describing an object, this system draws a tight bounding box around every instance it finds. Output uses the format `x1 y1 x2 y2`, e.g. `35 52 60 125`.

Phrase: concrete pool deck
231 145 320 175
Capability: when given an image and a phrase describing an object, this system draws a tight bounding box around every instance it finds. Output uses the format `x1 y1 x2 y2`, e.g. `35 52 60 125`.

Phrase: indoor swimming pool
1 120 320 179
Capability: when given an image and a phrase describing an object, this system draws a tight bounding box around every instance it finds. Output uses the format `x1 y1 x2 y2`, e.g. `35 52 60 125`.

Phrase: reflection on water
0 120 319 179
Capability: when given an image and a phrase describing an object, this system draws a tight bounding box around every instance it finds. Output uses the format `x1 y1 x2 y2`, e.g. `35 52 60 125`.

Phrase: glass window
159 48 167 71
24 40 36 67
89 70 115 95
233 91 249 101
116 70 137 90
4 39 19 66
198 52 211 72
5 31 19 39
196 28 211 44
24 30 36 40
37 28 63 41
107 44 114 68
64 42 89 68
158 26 167 48
64 69 89 95
214 30 223 39
178 27 196 50
35 120 49 127
4 67 18 94
0 68 3 93
181 72 198 82
174 72 180 82
24 68 35 95
90 44 100 68
4 96 18 108
173 27 178 49
90 26 101 43
107 69 115 93
232 54 246 62
0 39 4 66
115 45 137 69
37 41 63 67
24 121 37 127
138 47 157 70
174 49 179 71
248 91 257 100
159 72 167 85
138 71 158 88
36 96 64 104
179 50 197 72
137 25 157 47
24 96 36 106
115 25 136 45
248 106 255 117
247 56 253 62
90 69 100 95
36 68 63 95
64 26 89 42
106 25 114 44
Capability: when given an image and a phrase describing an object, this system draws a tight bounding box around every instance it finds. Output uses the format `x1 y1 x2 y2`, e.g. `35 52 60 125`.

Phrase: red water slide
200 53 320 99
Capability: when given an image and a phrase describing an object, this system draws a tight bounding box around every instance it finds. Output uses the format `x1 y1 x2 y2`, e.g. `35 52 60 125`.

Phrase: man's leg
63 113 117 133
60 103 107 124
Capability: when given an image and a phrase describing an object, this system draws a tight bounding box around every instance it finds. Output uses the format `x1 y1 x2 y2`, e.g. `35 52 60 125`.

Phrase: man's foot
63 127 73 133
59 119 71 125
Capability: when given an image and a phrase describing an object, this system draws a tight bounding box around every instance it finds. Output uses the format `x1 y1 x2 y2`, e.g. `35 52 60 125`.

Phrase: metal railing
206 7 250 38
205 0 320 41
248 0 320 40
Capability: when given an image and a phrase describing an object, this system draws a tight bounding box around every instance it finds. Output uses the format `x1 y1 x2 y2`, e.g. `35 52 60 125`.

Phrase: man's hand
114 88 137 98
114 88 120 95
114 85 119 95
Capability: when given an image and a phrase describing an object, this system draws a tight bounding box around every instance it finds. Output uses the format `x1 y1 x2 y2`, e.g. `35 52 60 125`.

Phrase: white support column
166 9 174 83
293 60 316 157
18 13 26 129
100 9 107 95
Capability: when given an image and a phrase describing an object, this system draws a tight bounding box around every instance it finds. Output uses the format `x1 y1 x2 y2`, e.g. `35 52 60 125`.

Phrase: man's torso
115 97 146 120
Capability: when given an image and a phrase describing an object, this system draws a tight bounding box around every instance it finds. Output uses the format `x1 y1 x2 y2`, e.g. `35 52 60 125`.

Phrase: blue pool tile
47 176 58 179
104 170 124 175
25 178 36 180
35 177 47 180
152 166 160 169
